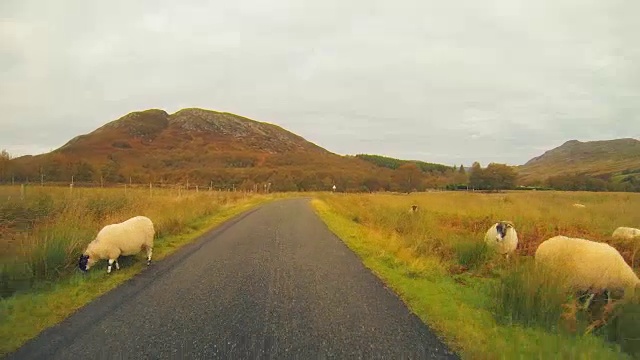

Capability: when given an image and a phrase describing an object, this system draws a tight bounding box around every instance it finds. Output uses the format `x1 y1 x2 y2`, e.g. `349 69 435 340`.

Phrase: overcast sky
1 0 638 166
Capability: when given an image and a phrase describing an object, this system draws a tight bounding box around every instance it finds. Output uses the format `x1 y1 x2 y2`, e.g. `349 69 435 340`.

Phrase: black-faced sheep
78 215 155 273
484 221 518 258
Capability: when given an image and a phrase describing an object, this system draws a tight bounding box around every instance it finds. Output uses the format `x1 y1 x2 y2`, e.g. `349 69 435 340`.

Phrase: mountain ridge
517 137 640 184
5 107 640 192
6 108 418 191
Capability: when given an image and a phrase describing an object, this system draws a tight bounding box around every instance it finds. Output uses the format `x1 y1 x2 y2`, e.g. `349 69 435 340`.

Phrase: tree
362 177 382 193
458 165 465 174
469 162 516 190
74 161 95 182
101 160 124 183
0 149 11 181
483 163 517 190
469 162 484 189
394 163 423 193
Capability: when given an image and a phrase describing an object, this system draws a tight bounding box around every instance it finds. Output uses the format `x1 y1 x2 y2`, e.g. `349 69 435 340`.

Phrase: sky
1 0 639 166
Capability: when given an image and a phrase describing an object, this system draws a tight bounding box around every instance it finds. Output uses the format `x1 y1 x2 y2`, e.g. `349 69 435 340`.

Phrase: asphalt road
7 198 459 359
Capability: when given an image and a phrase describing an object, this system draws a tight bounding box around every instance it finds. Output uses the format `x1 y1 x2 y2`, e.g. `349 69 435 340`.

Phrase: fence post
149 183 152 197
20 183 25 201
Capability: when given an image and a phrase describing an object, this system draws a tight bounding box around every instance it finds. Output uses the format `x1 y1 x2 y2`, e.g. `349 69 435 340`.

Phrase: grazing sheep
612 227 640 241
535 235 640 307
78 216 155 274
484 221 518 258
572 203 586 208
408 205 419 214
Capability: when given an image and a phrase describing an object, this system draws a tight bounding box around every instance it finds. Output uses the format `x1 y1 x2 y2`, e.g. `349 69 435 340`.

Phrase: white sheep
572 203 586 208
534 235 640 307
612 226 640 241
78 215 155 273
408 205 419 214
484 221 518 258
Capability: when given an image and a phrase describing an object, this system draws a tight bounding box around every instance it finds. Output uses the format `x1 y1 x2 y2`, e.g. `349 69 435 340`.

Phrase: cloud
1 0 638 166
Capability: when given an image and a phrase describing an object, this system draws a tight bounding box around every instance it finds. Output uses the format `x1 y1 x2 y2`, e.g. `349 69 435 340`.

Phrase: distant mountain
9 108 401 191
517 138 640 184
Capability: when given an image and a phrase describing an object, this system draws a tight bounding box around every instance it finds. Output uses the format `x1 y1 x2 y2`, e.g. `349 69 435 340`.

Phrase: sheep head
495 221 515 242
78 252 97 272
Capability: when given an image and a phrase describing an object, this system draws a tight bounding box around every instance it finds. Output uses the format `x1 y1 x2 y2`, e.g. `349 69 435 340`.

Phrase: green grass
311 194 633 359
0 187 290 356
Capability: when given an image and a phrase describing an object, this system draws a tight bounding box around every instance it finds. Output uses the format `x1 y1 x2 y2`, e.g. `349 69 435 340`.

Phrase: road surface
7 198 458 359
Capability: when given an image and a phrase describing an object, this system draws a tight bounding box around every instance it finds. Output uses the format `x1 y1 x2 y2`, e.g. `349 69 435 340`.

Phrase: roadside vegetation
0 185 280 356
3 185 639 358
312 191 640 359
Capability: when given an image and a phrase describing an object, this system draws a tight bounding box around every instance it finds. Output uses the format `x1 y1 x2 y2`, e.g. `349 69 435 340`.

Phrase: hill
355 154 454 174
517 138 640 189
5 108 457 192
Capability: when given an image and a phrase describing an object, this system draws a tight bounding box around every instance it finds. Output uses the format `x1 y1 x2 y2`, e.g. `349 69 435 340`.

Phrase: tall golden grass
0 185 263 298
315 190 640 358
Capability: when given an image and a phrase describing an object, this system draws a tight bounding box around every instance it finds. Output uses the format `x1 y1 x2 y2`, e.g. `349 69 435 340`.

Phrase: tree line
1 149 638 192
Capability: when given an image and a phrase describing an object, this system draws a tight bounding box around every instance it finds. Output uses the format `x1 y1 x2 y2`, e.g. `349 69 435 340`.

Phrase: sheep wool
79 215 155 273
484 221 518 257
535 235 640 294
612 227 640 241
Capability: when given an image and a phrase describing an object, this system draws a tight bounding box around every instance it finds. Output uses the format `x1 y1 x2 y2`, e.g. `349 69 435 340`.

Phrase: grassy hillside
518 138 640 185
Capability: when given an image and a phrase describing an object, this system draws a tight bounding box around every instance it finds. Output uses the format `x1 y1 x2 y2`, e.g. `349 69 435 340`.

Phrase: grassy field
0 185 285 356
3 187 640 358
311 191 640 359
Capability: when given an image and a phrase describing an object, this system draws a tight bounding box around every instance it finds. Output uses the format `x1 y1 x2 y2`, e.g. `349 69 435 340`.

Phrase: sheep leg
107 259 116 274
582 292 596 310
146 248 153 265
115 259 120 270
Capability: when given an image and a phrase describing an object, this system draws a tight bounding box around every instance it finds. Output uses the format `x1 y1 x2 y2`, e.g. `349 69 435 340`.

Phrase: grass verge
311 197 629 359
0 195 278 356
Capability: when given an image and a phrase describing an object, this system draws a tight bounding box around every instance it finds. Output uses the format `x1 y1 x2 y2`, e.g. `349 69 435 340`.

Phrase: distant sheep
535 235 640 306
612 227 640 241
408 205 419 214
78 216 155 273
484 221 518 258
573 203 586 208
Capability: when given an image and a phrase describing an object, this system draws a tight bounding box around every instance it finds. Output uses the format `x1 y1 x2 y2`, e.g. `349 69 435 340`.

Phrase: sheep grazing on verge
573 203 586 208
78 216 155 274
484 221 518 258
408 205 419 214
612 227 640 241
535 235 640 308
